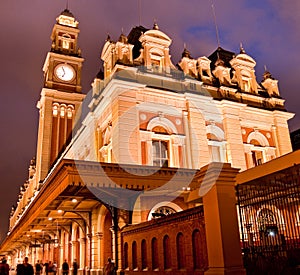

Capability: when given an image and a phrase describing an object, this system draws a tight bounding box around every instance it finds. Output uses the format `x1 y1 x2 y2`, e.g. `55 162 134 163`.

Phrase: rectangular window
252 150 263 166
209 145 221 162
62 40 70 49
152 140 168 167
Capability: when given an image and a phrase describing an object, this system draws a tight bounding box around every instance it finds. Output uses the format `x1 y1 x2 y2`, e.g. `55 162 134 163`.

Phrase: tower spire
153 18 159 30
211 0 220 48
138 0 142 26
240 42 246 53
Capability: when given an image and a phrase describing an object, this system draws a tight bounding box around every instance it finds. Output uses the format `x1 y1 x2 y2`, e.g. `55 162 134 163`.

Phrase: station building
0 8 295 275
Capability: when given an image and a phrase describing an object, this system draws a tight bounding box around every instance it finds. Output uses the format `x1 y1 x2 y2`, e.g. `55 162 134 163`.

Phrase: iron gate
236 164 300 275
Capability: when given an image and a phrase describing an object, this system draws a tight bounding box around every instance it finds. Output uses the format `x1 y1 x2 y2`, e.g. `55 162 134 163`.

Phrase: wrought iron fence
236 164 300 275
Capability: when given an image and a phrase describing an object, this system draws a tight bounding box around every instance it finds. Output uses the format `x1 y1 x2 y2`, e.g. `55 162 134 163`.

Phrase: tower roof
60 8 75 18
127 26 149 60
56 8 78 28
182 47 192 59
208 47 235 70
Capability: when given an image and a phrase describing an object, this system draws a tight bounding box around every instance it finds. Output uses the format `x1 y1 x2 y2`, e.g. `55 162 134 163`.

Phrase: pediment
142 29 172 43
235 53 256 65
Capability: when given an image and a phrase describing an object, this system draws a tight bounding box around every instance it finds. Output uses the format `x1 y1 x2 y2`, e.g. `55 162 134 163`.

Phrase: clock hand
62 66 65 77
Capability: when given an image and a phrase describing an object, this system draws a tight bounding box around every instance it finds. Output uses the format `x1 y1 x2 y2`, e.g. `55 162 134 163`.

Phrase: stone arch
206 124 225 141
71 223 80 241
147 117 177 134
101 208 113 265
247 131 269 147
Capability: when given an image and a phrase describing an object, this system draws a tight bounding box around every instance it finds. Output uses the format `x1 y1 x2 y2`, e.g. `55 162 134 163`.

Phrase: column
183 110 192 168
71 241 77 266
96 232 103 271
86 234 92 274
79 238 86 274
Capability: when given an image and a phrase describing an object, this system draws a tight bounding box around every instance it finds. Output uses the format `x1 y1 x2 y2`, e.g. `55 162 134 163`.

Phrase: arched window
206 125 226 163
151 237 159 270
144 116 182 168
241 70 252 92
123 242 129 269
245 131 275 168
163 235 171 270
132 241 138 270
192 230 203 270
148 202 182 220
141 239 147 270
100 124 113 163
257 208 277 234
152 206 176 219
62 33 71 50
176 233 185 269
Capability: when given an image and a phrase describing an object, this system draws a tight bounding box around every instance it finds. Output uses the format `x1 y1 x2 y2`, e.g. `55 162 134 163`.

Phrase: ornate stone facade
0 7 295 275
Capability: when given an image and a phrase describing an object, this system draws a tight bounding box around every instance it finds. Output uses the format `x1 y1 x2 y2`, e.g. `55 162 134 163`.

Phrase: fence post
196 162 246 275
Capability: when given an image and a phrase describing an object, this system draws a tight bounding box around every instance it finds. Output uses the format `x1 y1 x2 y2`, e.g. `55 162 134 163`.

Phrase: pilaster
273 111 294 156
221 102 246 170
195 163 246 275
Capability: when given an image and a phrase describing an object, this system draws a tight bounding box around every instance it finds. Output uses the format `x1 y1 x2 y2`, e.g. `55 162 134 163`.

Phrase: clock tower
35 9 85 183
43 8 83 92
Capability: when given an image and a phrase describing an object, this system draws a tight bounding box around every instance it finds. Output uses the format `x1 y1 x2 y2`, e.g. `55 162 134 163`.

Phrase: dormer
137 23 175 73
115 33 134 65
213 58 232 86
178 48 197 78
261 70 280 97
197 56 213 83
230 46 258 93
101 37 116 79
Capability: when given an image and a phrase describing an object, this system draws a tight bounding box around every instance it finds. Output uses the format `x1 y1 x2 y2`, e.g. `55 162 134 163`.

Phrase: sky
0 0 299 241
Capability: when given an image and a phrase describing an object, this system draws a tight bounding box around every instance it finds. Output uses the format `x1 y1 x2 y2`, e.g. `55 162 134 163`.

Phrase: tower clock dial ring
54 64 75 81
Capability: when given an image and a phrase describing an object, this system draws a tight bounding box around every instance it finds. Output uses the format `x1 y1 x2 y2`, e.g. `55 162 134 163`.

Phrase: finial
121 27 124 34
183 42 187 49
138 0 142 26
153 19 159 30
118 31 128 44
240 42 246 54
182 46 192 59
106 33 111 42
263 65 273 80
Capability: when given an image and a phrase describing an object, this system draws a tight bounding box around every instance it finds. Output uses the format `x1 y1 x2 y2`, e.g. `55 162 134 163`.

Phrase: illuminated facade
0 8 295 275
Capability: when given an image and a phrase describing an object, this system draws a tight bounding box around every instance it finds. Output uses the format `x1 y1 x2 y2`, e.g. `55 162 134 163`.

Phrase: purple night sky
0 0 299 240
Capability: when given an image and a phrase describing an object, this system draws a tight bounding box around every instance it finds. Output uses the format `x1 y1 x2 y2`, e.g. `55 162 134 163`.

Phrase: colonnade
8 206 115 275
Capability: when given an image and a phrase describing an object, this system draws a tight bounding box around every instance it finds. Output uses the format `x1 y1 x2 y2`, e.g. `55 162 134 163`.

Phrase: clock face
54 64 75 81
